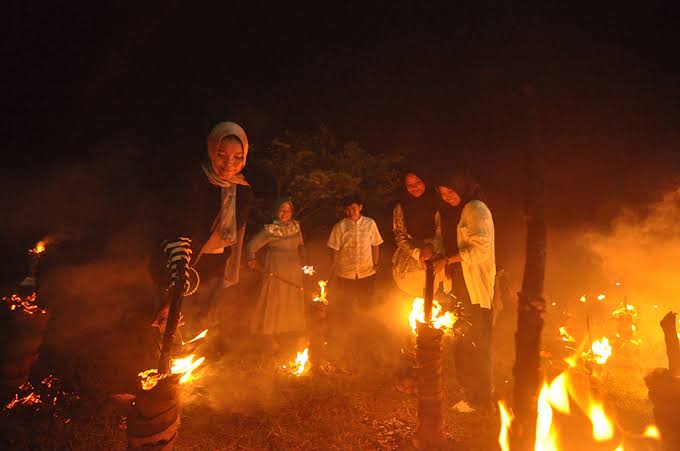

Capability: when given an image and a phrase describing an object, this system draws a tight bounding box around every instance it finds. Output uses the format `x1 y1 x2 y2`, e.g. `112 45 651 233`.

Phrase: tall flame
548 372 570 414
535 382 559 451
313 280 328 304
588 400 614 442
498 401 513 451
294 348 309 376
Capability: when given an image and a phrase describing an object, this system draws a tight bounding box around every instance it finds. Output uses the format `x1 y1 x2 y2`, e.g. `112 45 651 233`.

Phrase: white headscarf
199 121 251 288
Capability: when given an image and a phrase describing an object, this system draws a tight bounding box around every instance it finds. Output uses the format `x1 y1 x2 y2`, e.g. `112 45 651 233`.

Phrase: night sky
2 2 680 282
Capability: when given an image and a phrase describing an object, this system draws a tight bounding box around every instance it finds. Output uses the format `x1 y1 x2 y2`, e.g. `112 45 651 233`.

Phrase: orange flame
408 297 456 335
582 337 613 365
33 241 46 254
293 348 309 376
588 400 614 441
535 382 559 451
498 401 513 451
313 280 328 304
182 329 208 345
643 424 660 439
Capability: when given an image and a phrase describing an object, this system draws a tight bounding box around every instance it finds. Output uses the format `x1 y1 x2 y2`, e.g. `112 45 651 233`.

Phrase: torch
413 260 445 448
158 238 192 374
0 240 50 396
18 240 46 297
125 237 192 451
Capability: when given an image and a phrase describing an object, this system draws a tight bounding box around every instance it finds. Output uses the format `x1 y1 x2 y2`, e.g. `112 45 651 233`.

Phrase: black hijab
399 170 439 240
436 169 485 256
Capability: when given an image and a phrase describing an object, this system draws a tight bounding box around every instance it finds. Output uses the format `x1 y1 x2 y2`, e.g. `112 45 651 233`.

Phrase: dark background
2 2 680 293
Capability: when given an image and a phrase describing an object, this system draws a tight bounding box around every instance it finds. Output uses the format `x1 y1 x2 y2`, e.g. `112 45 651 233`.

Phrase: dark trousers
450 264 493 407
331 275 376 326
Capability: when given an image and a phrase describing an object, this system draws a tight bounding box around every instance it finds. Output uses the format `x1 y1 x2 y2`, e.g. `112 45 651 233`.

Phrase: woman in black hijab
391 168 445 296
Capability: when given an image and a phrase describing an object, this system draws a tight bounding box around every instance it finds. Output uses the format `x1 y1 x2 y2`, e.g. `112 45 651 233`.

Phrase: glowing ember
312 280 328 304
182 329 208 345
596 294 606 301
1 293 45 315
582 337 613 365
559 326 575 343
643 424 660 439
497 401 513 451
588 400 614 441
579 295 587 302
408 297 457 335
4 392 41 410
302 265 315 275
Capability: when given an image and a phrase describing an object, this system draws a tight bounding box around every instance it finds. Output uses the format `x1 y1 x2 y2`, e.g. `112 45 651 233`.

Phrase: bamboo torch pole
510 84 547 451
413 260 445 448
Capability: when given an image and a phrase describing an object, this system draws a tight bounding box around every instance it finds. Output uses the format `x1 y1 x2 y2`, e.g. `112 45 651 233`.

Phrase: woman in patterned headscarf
247 197 306 346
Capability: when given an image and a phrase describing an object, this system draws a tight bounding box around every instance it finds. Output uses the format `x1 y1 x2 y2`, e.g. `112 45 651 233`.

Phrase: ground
0 252 663 450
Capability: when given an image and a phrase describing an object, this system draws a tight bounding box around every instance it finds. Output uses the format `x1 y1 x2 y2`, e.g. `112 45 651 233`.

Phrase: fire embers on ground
281 280 328 377
0 292 50 395
2 375 78 418
0 373 80 447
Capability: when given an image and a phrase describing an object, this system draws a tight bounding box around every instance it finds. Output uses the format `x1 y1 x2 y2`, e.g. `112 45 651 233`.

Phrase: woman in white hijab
153 121 254 338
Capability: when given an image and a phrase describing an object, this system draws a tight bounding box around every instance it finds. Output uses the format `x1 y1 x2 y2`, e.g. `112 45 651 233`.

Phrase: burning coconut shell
127 373 182 451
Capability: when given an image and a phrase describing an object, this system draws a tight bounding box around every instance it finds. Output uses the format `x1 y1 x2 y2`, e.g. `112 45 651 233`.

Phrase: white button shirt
457 200 496 308
327 215 384 279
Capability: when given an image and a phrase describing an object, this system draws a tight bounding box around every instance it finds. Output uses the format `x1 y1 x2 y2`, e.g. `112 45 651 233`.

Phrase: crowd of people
153 121 497 413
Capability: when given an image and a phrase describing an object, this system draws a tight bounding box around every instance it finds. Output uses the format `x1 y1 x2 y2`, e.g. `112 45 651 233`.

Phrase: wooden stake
510 84 547 451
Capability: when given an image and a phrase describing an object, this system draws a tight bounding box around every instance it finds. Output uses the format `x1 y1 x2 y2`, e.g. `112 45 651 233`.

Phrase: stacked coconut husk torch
412 260 445 449
0 240 50 397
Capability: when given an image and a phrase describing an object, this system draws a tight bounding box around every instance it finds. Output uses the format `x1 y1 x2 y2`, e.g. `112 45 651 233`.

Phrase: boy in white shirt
327 194 383 325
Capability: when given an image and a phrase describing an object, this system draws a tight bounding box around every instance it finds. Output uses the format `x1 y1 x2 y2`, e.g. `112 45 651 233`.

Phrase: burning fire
1 293 45 315
535 382 559 451
139 329 208 390
139 353 206 390
302 265 315 275
313 280 328 304
588 400 614 441
408 297 457 335
498 401 513 451
582 337 613 365
182 328 208 345
643 424 660 439
558 326 575 343
32 241 46 254
282 347 310 376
